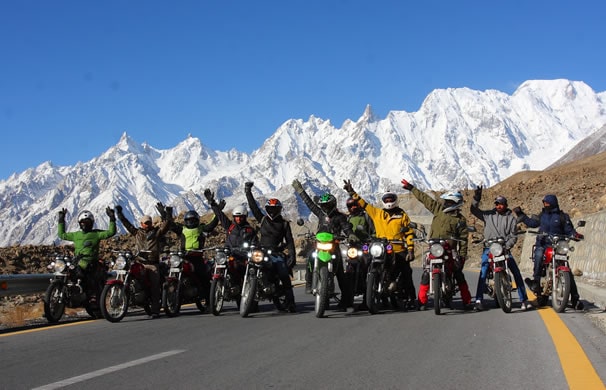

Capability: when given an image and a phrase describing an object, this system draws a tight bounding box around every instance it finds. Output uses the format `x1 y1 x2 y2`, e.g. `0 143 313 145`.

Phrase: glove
155 202 166 219
165 206 173 219
204 189 216 204
401 179 413 191
348 233 360 243
286 255 296 270
292 179 303 194
58 208 67 223
244 181 254 191
574 232 584 240
406 250 415 262
512 206 523 216
473 185 483 202
342 179 355 195
217 199 226 211
115 204 123 215
106 206 116 221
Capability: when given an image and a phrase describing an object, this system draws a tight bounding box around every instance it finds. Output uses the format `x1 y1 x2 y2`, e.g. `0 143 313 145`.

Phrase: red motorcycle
163 250 209 317
208 247 244 316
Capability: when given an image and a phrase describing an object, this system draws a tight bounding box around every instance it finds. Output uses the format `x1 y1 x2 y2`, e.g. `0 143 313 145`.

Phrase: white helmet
440 191 463 213
232 205 248 217
77 210 95 224
382 192 398 210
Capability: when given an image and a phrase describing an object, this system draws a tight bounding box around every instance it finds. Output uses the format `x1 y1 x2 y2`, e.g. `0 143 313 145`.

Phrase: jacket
470 198 518 249
118 214 170 263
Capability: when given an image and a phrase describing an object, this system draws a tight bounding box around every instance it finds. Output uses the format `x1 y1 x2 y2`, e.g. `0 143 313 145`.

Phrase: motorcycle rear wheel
552 271 571 313
432 273 442 315
209 279 225 316
494 271 512 313
100 284 128 322
365 271 380 314
43 282 66 323
314 266 329 318
163 279 181 317
240 276 257 317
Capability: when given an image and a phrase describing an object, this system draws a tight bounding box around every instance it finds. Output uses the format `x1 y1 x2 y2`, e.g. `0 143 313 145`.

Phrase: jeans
476 248 527 303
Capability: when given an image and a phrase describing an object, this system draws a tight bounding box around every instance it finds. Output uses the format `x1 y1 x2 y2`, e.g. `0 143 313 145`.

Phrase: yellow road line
0 320 96 337
527 291 605 389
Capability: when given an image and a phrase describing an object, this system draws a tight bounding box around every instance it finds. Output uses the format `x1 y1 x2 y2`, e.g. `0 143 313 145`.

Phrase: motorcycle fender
165 276 179 283
431 268 441 275
212 274 224 280
493 267 505 273
105 279 124 286
557 265 571 273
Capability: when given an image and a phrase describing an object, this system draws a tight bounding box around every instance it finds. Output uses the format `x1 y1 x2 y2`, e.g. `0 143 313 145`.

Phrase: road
0 269 605 390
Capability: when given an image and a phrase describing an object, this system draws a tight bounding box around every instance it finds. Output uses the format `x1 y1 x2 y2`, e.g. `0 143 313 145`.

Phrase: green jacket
58 221 117 268
411 187 468 257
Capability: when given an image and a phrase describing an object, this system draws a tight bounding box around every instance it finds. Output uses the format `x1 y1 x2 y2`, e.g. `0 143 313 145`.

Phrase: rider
343 180 417 310
115 204 171 318
470 189 530 311
204 189 258 298
245 181 297 313
159 202 223 312
513 194 585 310
57 207 117 304
292 179 358 312
401 179 473 311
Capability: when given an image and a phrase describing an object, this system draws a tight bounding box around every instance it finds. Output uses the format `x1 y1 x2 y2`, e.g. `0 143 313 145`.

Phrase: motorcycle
208 247 243 316
44 254 108 323
473 236 515 313
527 220 585 312
100 250 162 322
364 238 405 314
343 240 368 307
162 249 209 317
239 243 287 317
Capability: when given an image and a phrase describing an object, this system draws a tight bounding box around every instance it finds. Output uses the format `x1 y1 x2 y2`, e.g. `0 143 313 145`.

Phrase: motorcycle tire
43 282 66 323
552 271 571 313
209 279 225 316
162 279 181 317
432 273 442 315
314 266 329 318
240 276 257 318
365 271 380 314
100 284 128 322
494 271 513 313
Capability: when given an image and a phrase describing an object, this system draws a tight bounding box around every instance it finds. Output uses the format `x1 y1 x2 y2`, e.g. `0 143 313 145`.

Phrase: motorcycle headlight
114 256 127 270
317 242 333 251
53 259 67 273
555 240 570 255
369 243 384 258
215 251 228 265
250 249 265 264
170 255 182 268
489 242 504 257
429 243 445 258
347 247 360 259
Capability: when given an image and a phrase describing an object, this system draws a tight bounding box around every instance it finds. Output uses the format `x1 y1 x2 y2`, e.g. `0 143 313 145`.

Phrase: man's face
495 202 507 214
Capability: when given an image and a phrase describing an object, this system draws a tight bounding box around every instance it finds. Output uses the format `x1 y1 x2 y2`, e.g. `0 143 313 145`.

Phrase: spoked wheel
494 271 513 313
314 266 329 318
365 271 380 314
100 284 129 322
209 279 225 316
162 279 181 317
552 271 571 313
432 273 442 315
44 282 66 323
240 276 257 318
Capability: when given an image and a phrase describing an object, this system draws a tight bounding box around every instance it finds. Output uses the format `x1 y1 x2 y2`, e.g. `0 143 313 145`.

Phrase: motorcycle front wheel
43 282 66 323
162 279 181 317
552 270 571 313
432 273 442 315
494 271 512 313
240 276 257 318
100 284 128 322
365 271 380 314
209 278 225 316
314 266 329 318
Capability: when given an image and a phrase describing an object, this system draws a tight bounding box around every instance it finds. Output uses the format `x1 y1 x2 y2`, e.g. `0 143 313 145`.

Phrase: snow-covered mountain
1 79 605 246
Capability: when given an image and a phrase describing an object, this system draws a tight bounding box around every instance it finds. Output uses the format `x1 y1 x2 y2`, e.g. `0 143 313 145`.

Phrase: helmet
318 193 337 214
346 197 361 213
140 215 153 229
183 210 200 229
382 192 398 210
440 191 463 213
494 196 508 206
232 205 248 217
77 210 95 224
264 198 282 219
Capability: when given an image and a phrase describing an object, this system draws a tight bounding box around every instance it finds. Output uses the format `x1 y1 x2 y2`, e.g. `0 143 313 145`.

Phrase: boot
305 270 312 294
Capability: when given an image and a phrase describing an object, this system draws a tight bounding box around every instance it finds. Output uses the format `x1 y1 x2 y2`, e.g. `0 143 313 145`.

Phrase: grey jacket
470 199 518 249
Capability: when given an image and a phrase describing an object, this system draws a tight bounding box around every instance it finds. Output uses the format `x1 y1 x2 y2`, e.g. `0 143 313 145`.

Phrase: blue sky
1 1 604 181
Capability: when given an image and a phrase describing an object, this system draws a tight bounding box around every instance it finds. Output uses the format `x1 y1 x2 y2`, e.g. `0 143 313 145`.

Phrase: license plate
554 254 567 261
169 268 181 273
431 259 443 265
493 255 505 261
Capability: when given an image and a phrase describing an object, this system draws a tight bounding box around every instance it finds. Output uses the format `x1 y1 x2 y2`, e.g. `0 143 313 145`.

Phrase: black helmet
184 210 200 229
318 193 337 214
265 198 283 219
346 197 360 213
